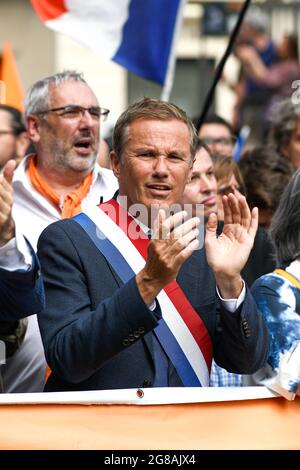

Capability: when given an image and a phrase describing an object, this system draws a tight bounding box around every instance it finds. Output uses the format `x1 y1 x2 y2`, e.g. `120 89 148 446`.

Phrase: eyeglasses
202 137 237 148
35 105 110 122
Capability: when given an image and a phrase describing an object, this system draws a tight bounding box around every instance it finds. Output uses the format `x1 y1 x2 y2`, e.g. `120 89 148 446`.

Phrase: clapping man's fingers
154 210 188 240
236 193 252 228
156 209 166 239
0 160 15 206
227 193 242 224
174 228 200 260
248 206 259 238
3 160 16 184
222 195 233 225
172 216 200 239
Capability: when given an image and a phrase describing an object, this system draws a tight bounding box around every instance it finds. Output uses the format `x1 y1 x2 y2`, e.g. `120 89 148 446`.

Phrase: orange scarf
28 155 93 218
28 155 94 382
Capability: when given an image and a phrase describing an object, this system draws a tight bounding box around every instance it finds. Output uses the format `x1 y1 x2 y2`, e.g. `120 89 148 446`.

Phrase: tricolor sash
75 199 212 386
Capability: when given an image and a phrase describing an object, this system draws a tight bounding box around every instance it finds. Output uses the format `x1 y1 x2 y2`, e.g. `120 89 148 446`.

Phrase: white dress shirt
0 231 32 271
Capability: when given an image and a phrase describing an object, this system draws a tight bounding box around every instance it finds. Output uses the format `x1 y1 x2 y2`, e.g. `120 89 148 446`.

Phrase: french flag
31 0 186 91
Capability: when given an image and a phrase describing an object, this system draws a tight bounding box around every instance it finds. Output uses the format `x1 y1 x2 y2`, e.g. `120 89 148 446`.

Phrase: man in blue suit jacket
0 160 44 392
37 98 269 392
0 252 44 321
0 160 44 319
0 160 44 391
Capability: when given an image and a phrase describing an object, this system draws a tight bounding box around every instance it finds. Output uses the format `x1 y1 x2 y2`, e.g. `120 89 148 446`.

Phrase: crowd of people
1 7 300 399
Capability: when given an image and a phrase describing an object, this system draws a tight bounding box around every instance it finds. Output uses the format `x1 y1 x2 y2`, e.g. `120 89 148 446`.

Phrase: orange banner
0 397 299 450
0 41 24 111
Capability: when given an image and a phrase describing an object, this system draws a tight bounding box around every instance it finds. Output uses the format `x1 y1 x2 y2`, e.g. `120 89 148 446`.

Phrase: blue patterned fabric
251 267 300 398
209 360 242 387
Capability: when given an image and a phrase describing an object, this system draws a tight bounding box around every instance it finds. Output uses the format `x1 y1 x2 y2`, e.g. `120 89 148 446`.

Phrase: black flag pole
196 0 252 131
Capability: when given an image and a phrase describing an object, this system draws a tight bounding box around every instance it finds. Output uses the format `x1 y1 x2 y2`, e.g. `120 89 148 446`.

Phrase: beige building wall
0 0 55 92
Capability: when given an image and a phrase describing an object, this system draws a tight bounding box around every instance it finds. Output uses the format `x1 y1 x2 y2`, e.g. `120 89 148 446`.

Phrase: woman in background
250 168 300 399
213 156 246 220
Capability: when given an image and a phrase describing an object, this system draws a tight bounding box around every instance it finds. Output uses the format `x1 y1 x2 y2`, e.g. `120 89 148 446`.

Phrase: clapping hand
136 209 200 305
0 160 16 247
205 192 258 298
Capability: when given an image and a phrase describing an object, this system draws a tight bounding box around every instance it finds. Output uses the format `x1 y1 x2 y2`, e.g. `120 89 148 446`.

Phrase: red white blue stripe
76 200 212 386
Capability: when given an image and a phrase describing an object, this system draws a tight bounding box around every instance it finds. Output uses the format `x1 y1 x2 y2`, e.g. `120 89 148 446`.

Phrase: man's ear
16 131 30 159
26 115 41 143
110 151 121 179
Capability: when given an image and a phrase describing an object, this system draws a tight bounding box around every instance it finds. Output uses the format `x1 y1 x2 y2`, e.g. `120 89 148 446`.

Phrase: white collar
286 259 300 282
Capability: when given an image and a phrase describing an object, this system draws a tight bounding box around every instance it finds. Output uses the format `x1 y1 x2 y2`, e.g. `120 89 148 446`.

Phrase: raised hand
235 45 257 63
136 209 200 305
0 159 16 247
205 192 258 298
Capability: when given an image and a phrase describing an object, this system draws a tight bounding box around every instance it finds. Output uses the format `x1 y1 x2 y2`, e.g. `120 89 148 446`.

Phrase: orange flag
0 41 24 111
